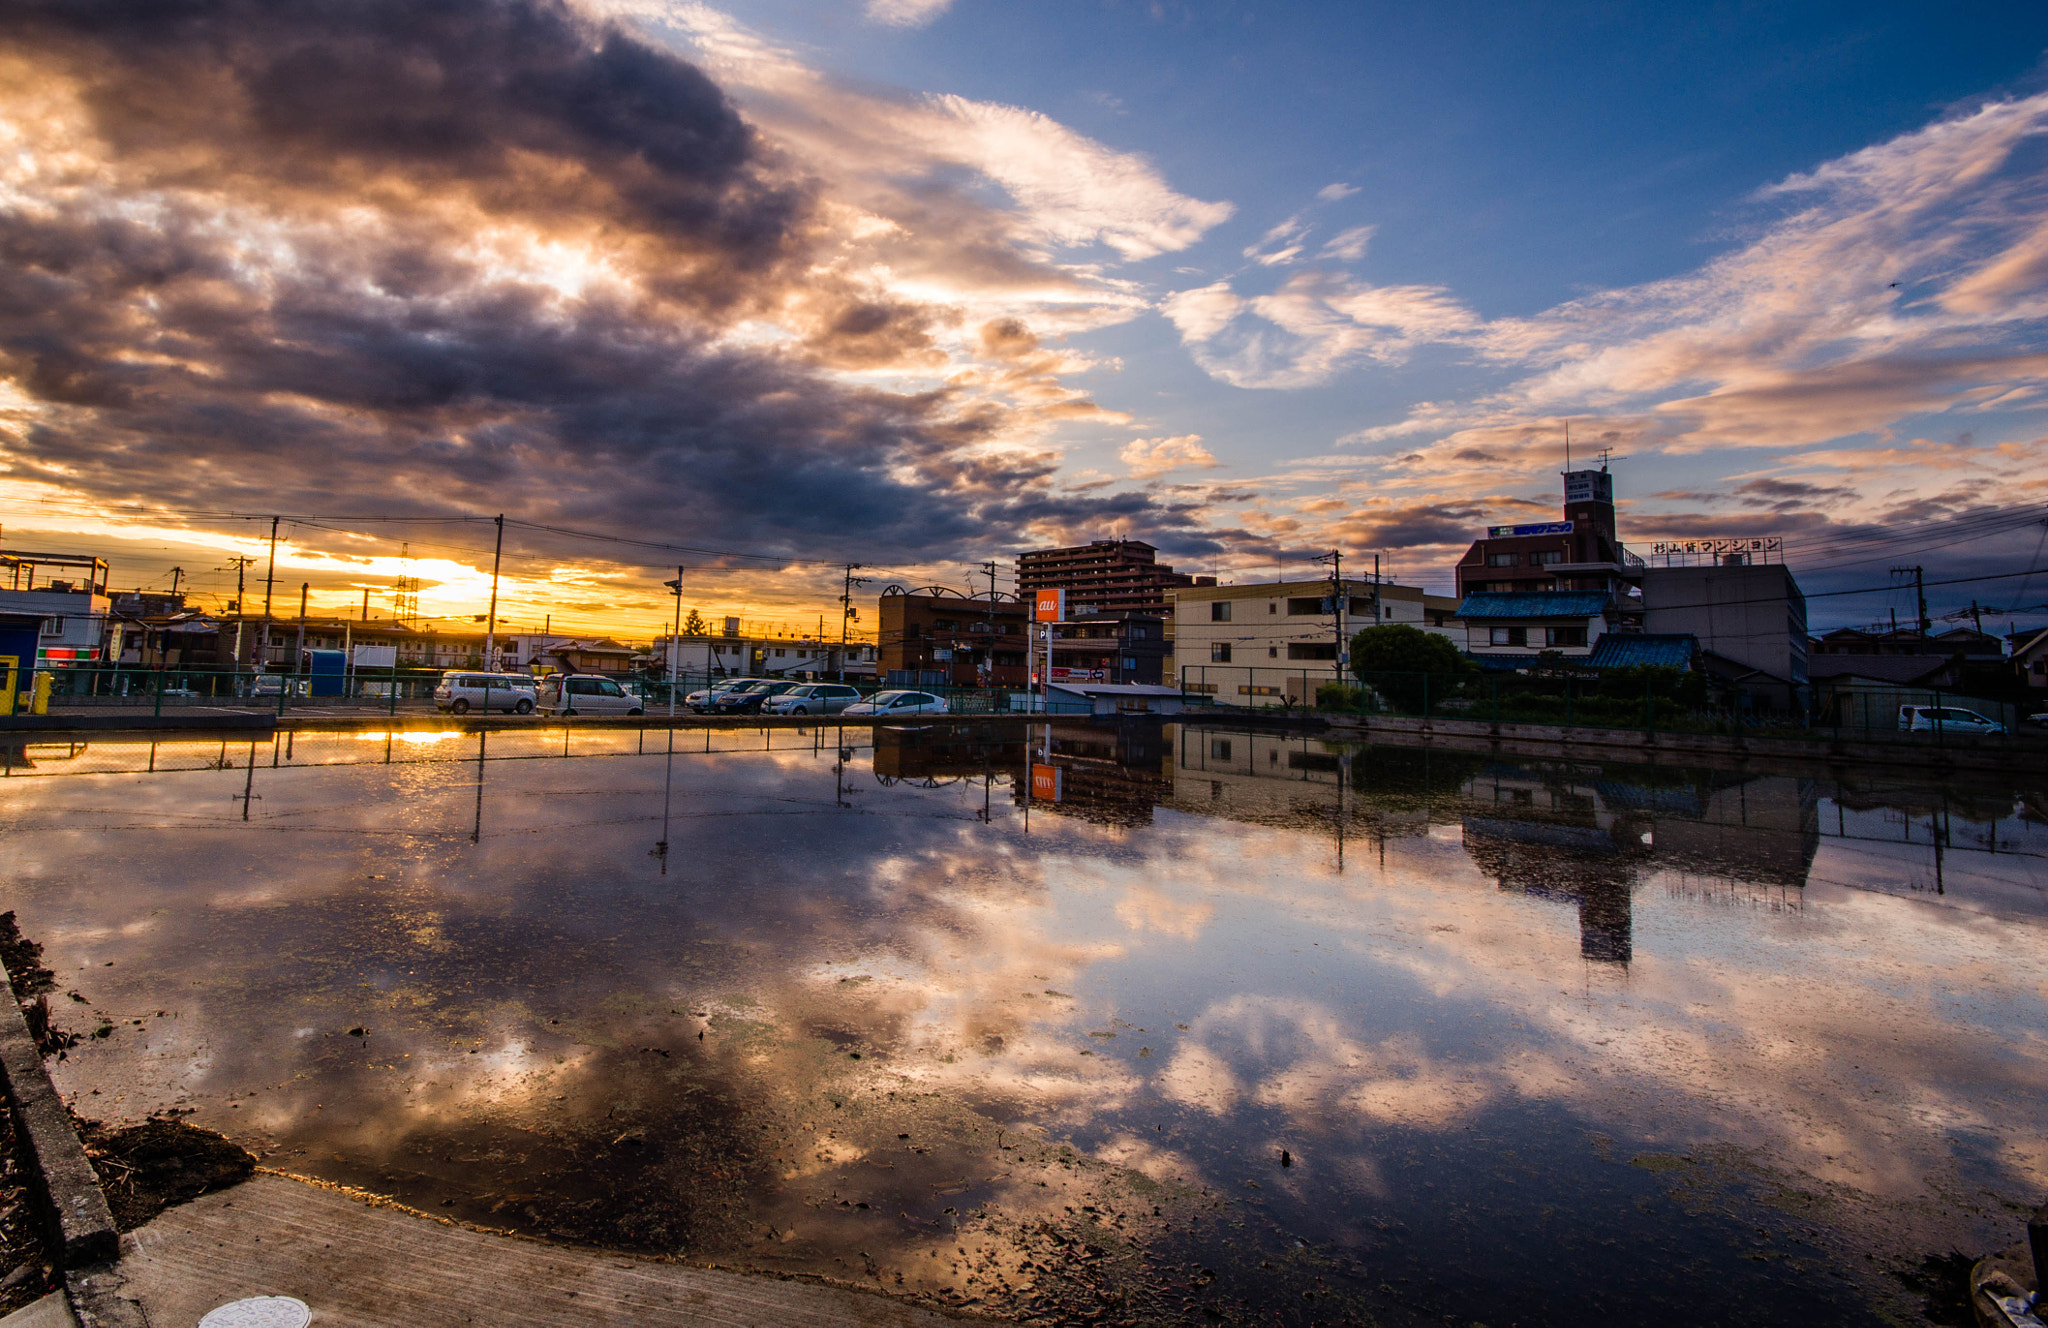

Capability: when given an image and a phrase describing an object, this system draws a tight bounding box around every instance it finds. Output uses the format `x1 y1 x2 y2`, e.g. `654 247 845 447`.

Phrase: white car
684 678 755 713
537 674 644 716
1897 705 2006 735
763 683 865 716
434 671 538 715
841 689 949 717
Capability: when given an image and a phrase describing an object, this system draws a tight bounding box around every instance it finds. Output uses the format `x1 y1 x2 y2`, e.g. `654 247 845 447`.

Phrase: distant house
533 637 636 676
1455 591 1616 666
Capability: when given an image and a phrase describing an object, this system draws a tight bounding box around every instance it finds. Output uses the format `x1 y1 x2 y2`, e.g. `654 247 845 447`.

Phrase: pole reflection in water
470 728 487 845
653 726 674 873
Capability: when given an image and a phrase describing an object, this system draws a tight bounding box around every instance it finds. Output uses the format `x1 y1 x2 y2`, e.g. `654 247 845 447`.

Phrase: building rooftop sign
1486 520 1574 538
1649 536 1782 566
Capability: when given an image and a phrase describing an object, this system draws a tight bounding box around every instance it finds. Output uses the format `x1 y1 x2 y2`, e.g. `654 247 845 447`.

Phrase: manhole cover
198 1296 312 1328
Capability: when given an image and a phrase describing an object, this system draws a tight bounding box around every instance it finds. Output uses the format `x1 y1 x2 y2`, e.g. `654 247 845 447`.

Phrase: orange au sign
1033 588 1065 622
1031 763 1062 802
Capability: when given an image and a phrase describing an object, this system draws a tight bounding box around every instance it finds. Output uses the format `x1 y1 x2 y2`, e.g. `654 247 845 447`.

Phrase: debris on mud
0 913 54 999
77 1117 256 1230
0 1110 55 1315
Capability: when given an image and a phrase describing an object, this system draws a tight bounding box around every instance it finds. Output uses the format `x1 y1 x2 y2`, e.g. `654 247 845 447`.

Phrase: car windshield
869 692 907 704
729 682 771 693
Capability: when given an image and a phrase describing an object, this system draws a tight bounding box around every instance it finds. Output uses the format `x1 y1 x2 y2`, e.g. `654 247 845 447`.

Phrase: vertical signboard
1031 763 1061 802
1034 589 1065 622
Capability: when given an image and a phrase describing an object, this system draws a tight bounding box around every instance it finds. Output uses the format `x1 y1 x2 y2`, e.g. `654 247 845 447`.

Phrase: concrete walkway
69 1175 966 1327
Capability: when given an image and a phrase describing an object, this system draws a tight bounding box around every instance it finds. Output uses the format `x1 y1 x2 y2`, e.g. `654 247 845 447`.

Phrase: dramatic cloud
1174 94 2048 553
1120 435 1218 480
0 0 1243 608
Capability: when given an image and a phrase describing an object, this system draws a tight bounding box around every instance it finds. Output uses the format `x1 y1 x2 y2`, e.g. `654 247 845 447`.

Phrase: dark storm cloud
0 0 1201 564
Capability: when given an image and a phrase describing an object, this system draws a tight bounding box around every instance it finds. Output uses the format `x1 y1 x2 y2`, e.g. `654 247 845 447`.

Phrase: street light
663 567 685 718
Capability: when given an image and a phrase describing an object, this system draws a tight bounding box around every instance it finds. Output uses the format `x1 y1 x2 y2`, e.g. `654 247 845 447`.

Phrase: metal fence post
1644 675 1654 735
1491 674 1499 725
389 664 400 718
153 662 164 719
1422 672 1430 720
1565 676 1574 730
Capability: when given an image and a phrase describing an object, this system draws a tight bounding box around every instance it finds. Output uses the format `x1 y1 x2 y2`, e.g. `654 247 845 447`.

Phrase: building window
1490 626 1528 647
1210 601 1231 622
1287 643 1338 660
1547 626 1587 647
40 617 63 637
1486 552 1520 567
1238 684 1280 696
1385 606 1395 618
1209 738 1232 760
1285 597 1325 616
1531 550 1565 566
1268 646 1279 658
1210 642 1232 662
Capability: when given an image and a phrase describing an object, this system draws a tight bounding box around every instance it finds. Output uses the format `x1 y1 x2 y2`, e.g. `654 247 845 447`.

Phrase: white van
434 672 539 715
536 674 644 716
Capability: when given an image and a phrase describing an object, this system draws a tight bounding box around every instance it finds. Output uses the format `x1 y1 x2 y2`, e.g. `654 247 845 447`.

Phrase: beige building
1165 578 1462 705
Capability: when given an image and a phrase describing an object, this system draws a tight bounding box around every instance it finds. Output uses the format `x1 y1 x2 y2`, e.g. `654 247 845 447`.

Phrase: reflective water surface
3 723 2045 1325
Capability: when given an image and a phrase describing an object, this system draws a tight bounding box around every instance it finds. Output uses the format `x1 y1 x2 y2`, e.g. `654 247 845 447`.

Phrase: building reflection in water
972 719 1839 965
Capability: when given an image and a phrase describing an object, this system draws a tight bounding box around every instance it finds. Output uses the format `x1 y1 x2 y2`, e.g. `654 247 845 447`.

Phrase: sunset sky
3 0 2047 639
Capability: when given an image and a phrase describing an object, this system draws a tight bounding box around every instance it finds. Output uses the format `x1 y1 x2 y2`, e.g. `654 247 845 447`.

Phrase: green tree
1349 624 1471 677
1349 624 1473 713
681 609 708 636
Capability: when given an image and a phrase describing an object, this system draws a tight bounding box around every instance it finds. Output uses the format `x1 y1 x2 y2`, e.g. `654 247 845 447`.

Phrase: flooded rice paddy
2 721 2045 1325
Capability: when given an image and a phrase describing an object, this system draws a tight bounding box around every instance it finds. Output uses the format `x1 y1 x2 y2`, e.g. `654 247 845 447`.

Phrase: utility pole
483 514 504 669
1892 565 1929 635
360 587 370 621
168 566 184 598
839 563 868 681
981 560 999 683
1971 600 1983 635
663 566 685 716
1317 548 1345 690
261 515 279 670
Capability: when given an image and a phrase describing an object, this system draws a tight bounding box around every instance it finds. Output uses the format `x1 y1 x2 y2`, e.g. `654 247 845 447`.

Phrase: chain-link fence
1178 664 2041 744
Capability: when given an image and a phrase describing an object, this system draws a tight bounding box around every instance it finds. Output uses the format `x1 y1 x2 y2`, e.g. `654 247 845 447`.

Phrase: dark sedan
710 680 799 714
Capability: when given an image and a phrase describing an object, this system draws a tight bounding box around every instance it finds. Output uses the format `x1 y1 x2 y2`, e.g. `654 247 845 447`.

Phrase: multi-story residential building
1047 611 1167 685
0 549 113 666
877 588 1028 687
1016 540 1214 619
1166 578 1462 705
1455 468 1644 599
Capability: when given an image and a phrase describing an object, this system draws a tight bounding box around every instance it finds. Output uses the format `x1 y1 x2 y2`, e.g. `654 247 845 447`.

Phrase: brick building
877 588 1029 687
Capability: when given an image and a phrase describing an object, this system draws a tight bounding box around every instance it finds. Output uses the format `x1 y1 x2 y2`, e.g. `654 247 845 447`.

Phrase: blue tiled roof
1586 633 1696 671
1455 591 1612 619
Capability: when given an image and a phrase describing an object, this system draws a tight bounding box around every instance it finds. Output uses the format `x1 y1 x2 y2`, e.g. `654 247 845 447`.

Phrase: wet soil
77 1117 256 1231
0 1110 57 1315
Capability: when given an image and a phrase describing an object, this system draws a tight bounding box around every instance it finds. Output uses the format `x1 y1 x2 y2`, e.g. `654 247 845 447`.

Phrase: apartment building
1166 578 1462 705
877 589 1028 686
1016 540 1214 619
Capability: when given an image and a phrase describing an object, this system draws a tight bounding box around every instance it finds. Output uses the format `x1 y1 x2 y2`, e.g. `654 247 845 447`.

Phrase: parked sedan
762 683 864 716
710 680 798 714
841 689 949 716
684 678 755 713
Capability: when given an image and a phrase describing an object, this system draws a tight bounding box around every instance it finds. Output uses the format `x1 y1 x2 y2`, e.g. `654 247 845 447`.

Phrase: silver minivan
537 674 644 716
434 672 538 715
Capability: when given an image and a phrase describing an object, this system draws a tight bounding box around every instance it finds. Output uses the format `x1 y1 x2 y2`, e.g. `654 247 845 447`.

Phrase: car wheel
562 708 576 716
514 699 533 715
791 706 808 715
451 699 470 715
628 707 643 715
